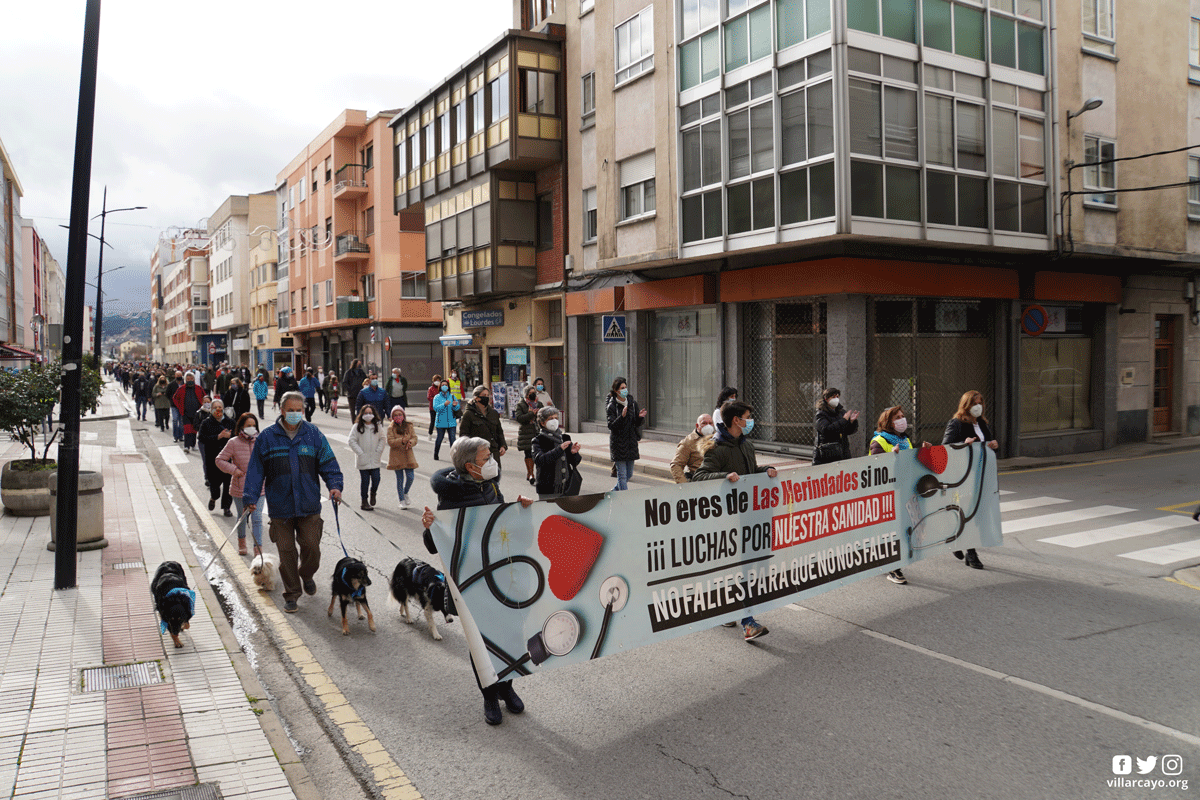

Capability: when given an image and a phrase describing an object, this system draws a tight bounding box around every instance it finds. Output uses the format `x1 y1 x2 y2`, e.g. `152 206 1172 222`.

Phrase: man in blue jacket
356 372 388 419
298 367 320 421
243 392 344 613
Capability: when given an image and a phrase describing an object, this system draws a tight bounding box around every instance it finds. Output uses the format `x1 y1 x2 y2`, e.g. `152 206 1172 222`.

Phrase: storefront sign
429 444 1002 687
439 335 474 347
602 314 626 343
506 347 529 366
462 310 505 327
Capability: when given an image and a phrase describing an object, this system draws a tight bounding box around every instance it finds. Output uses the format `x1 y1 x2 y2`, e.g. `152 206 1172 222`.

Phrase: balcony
335 296 369 320
334 231 371 263
334 164 368 200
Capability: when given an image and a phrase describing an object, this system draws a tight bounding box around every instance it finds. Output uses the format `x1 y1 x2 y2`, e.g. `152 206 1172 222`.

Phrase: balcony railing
335 231 371 259
334 164 368 198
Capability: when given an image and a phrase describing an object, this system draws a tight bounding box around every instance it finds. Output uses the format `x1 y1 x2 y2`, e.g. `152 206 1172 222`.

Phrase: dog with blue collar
328 555 375 636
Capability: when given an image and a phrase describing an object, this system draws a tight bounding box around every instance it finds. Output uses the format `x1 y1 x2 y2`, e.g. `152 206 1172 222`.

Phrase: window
616 7 654 85
363 143 374 171
581 72 595 119
325 279 332 305
299 179 306 203
619 152 656 220
1083 135 1116 206
1021 329 1092 433
325 156 332 182
537 193 554 251
724 3 771 72
400 271 427 298
438 114 449 155
521 70 557 115
1191 18 1200 82
1082 0 1115 55
678 29 720 90
364 273 376 300
312 284 319 307
471 89 485 134
776 0 832 49
1190 156 1200 218
364 208 374 237
456 101 467 142
299 288 306 310
489 77 509 121
423 122 435 162
583 187 597 243
548 299 563 338
681 0 720 38
312 167 318 193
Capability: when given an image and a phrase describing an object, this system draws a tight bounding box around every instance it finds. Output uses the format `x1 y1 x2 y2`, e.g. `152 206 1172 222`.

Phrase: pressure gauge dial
526 610 581 665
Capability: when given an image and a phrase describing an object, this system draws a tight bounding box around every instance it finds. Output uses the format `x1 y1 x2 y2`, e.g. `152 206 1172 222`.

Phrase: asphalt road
132 405 1200 800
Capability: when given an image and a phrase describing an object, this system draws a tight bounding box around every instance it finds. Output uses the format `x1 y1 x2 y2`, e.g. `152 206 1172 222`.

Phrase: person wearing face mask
531 376 552 408
223 377 251 421
693 401 779 641
671 414 716 484
606 377 646 491
198 399 236 516
713 386 739 431
426 374 444 441
813 388 861 465
458 385 508 476
385 367 408 415
342 359 366 416
870 404 924 585
152 375 173 432
532 406 582 500
273 366 299 409
356 373 388 419
432 379 460 460
131 371 151 422
216 413 264 555
447 369 464 404
348 405 387 511
942 390 998 570
514 386 542 486
298 368 320 421
386 406 419 509
422 437 535 725
172 373 207 454
252 371 270 418
242 392 344 613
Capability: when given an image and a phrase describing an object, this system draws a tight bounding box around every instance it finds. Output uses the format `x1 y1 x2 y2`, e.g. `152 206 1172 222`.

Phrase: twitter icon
1137 756 1158 774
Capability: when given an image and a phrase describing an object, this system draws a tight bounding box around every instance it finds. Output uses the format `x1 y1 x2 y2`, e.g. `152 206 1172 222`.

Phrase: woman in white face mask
942 390 998 570
349 406 387 511
813 387 862 466
215 413 263 555
870 405 918 586
531 406 582 500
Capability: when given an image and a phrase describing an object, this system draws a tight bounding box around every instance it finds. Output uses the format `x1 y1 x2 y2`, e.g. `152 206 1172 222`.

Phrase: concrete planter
48 470 108 551
0 461 54 517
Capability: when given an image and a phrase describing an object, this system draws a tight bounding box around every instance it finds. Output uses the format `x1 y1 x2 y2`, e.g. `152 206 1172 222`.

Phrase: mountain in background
100 310 150 348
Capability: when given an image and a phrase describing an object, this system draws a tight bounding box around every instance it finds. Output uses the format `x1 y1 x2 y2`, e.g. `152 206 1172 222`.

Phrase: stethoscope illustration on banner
906 443 990 550
446 502 628 680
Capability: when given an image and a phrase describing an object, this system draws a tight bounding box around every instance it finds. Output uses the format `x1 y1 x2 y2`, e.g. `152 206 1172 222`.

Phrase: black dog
390 557 456 640
151 561 194 649
328 556 375 636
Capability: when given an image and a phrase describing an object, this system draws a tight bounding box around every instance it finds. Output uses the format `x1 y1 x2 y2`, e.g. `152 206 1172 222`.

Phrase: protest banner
426 443 1001 687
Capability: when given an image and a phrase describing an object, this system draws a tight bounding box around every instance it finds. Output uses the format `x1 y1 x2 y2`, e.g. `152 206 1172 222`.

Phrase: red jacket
172 383 206 417
426 384 439 409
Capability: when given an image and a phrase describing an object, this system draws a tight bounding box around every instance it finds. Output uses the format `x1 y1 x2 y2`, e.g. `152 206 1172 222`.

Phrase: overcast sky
1 0 512 314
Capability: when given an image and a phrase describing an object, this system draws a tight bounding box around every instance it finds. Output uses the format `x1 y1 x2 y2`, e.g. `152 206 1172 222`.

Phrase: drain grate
110 783 223 800
81 661 164 692
112 561 145 570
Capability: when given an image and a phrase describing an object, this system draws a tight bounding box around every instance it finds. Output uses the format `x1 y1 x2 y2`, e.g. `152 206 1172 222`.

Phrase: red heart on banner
916 445 949 475
537 516 604 601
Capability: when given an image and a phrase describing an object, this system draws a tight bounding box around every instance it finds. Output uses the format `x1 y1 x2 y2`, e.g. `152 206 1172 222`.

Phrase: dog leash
202 506 251 573
332 500 350 558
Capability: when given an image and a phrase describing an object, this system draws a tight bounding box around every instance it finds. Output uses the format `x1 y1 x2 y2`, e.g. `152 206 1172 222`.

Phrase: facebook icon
1112 755 1132 775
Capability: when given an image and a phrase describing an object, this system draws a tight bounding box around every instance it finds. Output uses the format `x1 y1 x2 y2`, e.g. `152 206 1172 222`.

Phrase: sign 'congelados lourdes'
427 444 1001 687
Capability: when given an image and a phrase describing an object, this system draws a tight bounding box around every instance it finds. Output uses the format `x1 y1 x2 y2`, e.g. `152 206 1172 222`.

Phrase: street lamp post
91 188 146 363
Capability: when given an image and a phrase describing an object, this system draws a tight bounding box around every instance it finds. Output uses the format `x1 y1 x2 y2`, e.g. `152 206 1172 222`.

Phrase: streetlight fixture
90 189 146 364
1059 98 1105 257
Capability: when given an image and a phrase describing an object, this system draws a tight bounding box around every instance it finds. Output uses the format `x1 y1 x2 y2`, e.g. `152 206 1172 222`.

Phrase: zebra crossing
999 489 1200 567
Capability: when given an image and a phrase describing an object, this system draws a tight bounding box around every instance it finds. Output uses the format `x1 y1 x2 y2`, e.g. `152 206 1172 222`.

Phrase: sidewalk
0 433 300 797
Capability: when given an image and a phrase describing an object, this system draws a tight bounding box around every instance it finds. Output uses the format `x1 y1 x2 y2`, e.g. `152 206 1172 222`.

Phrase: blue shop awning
439 335 474 347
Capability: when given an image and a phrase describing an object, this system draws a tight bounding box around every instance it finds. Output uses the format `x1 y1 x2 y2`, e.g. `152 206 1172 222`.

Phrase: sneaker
399 498 409 510
403 494 412 508
483 693 502 725
887 569 907 585
497 682 524 714
283 600 298 613
429 434 435 443
743 621 769 641
361 502 372 511
303 579 317 596
223 508 232 517
721 622 737 628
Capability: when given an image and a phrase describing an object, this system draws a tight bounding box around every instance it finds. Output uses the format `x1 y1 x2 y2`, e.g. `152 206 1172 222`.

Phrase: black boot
496 681 524 714
952 550 965 560
964 548 983 569
483 686 502 725
369 489 377 507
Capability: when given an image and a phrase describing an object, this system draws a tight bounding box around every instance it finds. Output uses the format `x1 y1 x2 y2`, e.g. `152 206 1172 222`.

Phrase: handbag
811 440 843 466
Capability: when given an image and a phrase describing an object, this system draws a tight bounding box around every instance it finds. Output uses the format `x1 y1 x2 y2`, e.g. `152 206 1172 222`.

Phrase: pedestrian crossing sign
602 315 626 343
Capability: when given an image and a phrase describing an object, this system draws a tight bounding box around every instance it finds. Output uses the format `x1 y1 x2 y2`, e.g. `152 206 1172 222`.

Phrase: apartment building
388 27 570 408
151 228 209 363
207 193 276 369
278 110 441 397
0 135 28 362
248 221 286 373
160 245 211 365
19 220 61 360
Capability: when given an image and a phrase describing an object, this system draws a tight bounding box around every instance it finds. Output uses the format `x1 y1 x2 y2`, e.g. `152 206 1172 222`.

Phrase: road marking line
160 446 187 465
1002 505 1135 534
862 629 1200 748
1165 576 1200 592
1119 539 1200 565
999 490 1015 495
164 460 425 800
115 418 136 452
999 496 1069 513
1157 500 1200 514
1038 516 1196 548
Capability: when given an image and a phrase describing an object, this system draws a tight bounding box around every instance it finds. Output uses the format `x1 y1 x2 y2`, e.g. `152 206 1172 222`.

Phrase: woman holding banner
870 405 916 586
941 390 997 570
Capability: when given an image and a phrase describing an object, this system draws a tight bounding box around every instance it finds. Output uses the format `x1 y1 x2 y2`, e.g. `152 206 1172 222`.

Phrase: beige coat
387 421 419 470
670 429 712 483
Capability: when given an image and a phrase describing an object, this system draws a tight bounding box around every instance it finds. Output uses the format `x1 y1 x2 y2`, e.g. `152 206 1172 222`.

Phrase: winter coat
430 466 503 510
386 421 419 470
514 399 540 451
532 429 581 496
252 378 269 400
605 394 644 463
216 371 233 396
670 429 712 483
152 382 173 410
356 385 388 417
343 367 366 399
214 432 257 497
942 416 994 446
459 401 507 455
242 420 344 519
172 383 206 433
432 390 459 428
385 374 408 400
814 404 860 462
427 384 439 410
273 374 299 405
222 387 251 420
197 413 235 479
691 428 769 481
347 422 387 471
297 376 319 399
132 378 151 400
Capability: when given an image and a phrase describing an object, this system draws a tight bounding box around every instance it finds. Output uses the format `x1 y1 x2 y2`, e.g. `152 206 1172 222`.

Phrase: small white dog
250 553 278 592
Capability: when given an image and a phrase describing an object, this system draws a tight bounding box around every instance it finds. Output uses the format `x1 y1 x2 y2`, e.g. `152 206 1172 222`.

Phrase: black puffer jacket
458 402 508 455
429 466 504 510
606 394 644 462
514 399 540 451
532 430 581 496
814 403 859 462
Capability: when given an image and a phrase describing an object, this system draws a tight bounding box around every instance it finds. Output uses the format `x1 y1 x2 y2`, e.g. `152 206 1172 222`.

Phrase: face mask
284 411 304 426
893 417 908 434
451 373 457 378
186 380 194 386
545 418 560 432
242 427 258 438
619 388 628 398
536 384 544 391
700 424 715 436
370 380 379 388
211 408 223 417
970 404 983 418
363 413 375 422
441 385 450 393
202 403 212 412
828 397 840 408
392 416 405 425
478 396 490 406
479 457 499 481
742 418 755 434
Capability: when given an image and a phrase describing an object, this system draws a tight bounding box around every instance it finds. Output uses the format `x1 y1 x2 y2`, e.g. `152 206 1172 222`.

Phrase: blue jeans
360 468 381 501
395 469 414 500
434 426 455 458
233 496 263 547
171 407 183 440
613 460 635 491
135 398 148 419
